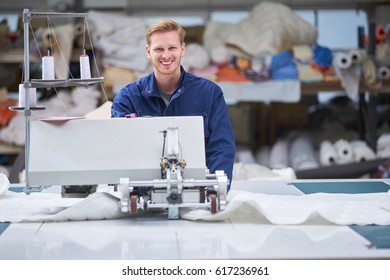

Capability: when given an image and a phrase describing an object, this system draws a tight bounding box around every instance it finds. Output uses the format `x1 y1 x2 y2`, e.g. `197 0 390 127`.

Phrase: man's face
146 30 185 76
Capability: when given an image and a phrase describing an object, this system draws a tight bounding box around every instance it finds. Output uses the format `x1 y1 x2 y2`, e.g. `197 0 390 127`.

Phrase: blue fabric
269 50 298 80
112 66 235 190
312 44 333 67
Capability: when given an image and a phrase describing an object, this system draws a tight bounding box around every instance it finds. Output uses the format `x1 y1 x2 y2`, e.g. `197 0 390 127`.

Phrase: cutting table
0 179 390 260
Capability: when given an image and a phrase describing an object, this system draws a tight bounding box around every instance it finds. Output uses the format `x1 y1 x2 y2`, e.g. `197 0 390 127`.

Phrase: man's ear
146 45 151 59
181 42 186 56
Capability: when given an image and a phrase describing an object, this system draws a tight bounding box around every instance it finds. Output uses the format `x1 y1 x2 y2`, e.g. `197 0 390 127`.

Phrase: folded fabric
312 44 333 67
269 50 299 80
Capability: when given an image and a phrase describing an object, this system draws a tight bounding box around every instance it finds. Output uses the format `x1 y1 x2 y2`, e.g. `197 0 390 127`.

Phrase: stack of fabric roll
332 49 367 100
377 133 390 158
319 139 376 166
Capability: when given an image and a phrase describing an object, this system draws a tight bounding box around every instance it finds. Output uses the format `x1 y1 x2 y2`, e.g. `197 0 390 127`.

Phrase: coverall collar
141 66 187 98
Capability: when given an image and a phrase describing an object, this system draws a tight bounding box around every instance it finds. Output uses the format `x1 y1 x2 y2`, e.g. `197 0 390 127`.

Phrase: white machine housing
29 117 228 218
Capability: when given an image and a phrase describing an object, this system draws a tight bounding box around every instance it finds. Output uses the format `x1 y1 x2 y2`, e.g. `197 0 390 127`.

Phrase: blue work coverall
111 66 235 190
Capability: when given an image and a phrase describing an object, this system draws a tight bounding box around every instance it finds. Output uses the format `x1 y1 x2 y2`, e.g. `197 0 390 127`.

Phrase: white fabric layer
0 191 127 223
1 186 390 225
0 173 10 197
182 190 390 225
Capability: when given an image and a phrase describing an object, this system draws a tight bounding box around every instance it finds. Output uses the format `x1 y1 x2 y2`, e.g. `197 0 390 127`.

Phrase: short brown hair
146 19 186 46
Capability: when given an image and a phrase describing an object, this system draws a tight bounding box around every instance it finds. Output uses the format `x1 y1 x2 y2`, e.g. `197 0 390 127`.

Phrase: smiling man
111 19 235 190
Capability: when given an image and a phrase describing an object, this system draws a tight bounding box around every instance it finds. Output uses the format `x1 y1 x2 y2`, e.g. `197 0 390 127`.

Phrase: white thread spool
42 55 55 80
18 84 37 108
80 50 91 79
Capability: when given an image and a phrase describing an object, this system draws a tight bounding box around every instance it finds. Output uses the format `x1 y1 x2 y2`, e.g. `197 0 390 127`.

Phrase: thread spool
80 50 91 79
378 66 390 80
18 84 37 108
333 52 352 69
42 51 55 80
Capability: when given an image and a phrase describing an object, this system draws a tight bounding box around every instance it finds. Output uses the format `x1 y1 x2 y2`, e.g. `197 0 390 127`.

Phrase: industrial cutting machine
28 116 228 219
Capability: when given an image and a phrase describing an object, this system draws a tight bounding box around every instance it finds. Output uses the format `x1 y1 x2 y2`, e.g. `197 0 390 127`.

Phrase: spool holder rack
10 9 104 193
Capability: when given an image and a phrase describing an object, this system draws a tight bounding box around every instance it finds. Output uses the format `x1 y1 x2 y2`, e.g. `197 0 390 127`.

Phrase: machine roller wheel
210 194 217 214
130 195 138 216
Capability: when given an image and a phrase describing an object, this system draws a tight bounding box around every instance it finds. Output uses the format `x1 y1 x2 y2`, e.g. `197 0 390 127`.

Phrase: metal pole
23 8 31 194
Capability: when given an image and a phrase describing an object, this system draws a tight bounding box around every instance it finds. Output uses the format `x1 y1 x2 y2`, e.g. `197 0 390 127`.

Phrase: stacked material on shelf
87 10 149 71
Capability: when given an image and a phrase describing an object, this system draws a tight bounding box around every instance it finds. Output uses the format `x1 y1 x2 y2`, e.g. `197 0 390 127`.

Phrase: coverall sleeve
205 91 235 190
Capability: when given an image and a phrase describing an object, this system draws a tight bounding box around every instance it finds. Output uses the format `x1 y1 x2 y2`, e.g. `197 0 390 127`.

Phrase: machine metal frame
116 127 228 219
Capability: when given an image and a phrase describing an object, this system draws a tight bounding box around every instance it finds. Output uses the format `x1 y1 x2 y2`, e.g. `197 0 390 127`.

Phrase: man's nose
162 50 171 58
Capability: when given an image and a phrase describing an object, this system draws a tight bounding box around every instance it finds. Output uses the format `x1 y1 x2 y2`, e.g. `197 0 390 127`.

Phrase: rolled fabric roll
289 134 319 171
319 140 337 166
235 149 256 164
334 139 354 164
255 145 270 167
362 57 377 85
333 52 352 70
41 24 75 80
269 139 289 169
377 133 390 158
377 133 390 151
348 49 366 65
41 28 55 48
350 140 376 162
385 23 390 42
376 44 390 65
74 22 84 36
377 66 390 80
